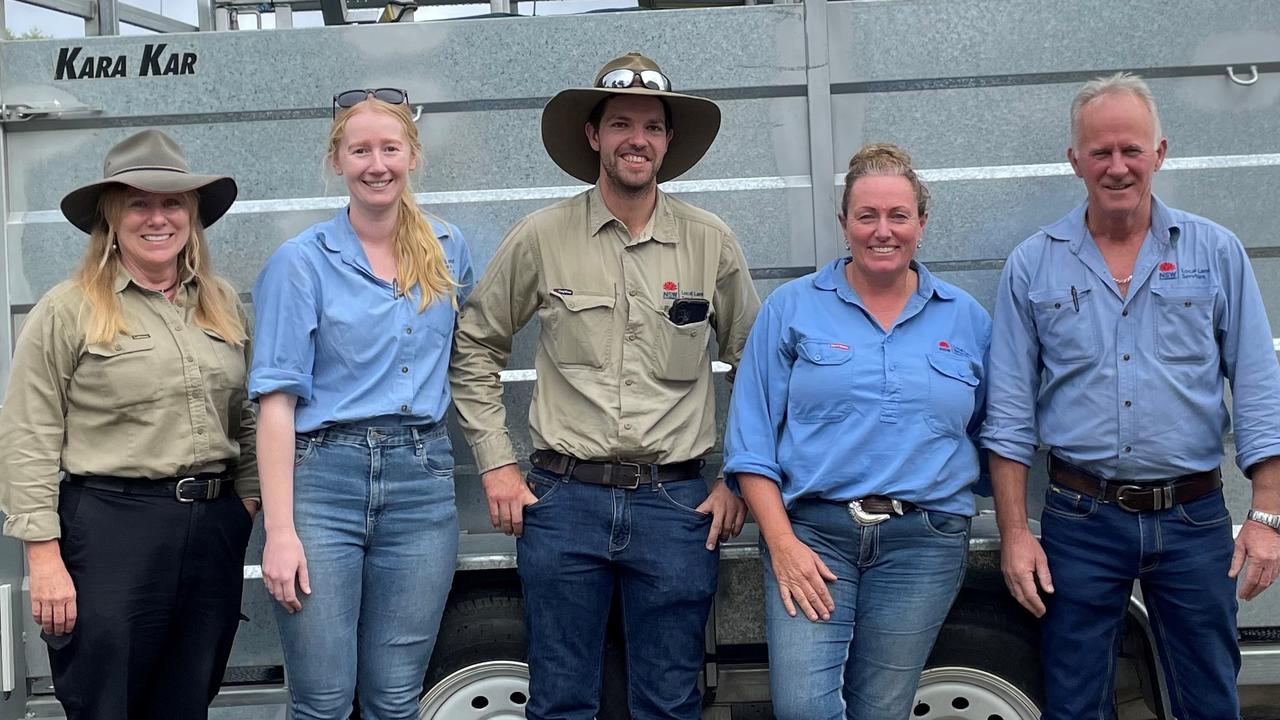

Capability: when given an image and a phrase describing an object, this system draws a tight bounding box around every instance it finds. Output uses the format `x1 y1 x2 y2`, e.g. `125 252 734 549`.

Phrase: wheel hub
911 666 1041 720
418 660 531 720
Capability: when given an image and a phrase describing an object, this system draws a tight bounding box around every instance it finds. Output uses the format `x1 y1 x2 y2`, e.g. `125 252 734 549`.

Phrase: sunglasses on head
597 69 672 92
332 88 409 117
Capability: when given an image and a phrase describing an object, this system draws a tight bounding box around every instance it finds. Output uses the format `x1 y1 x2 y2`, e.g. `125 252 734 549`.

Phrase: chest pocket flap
795 340 852 366
86 335 155 357
927 353 980 386
547 291 616 369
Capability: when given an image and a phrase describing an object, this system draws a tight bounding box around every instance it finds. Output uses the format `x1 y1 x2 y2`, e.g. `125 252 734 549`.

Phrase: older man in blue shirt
982 72 1280 719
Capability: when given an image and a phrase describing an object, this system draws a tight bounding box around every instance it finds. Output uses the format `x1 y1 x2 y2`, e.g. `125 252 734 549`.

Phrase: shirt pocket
924 352 981 437
81 335 160 405
787 340 854 424
1150 285 1217 364
1029 288 1099 364
652 312 711 382
546 292 615 369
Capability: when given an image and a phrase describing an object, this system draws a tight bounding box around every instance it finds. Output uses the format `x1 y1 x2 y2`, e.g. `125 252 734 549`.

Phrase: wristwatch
1247 508 1280 531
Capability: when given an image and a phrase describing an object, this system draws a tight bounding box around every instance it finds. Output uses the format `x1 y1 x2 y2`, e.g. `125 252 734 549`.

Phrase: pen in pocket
1070 286 1080 313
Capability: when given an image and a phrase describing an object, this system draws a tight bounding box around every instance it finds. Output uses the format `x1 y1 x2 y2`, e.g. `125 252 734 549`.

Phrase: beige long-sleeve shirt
0 268 259 541
450 186 760 473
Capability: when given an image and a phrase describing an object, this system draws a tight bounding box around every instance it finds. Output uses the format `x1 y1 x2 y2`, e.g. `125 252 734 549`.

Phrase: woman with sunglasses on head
250 88 473 718
0 129 257 719
724 144 990 719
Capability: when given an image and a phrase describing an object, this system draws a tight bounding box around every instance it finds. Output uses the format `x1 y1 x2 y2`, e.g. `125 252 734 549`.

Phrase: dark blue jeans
516 468 718 720
763 499 969 720
1040 481 1240 720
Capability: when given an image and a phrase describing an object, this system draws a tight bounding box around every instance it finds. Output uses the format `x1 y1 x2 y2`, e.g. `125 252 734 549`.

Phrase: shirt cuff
3 510 62 542
979 435 1037 468
234 474 261 503
472 434 518 475
248 368 313 401
1238 444 1280 479
722 459 783 497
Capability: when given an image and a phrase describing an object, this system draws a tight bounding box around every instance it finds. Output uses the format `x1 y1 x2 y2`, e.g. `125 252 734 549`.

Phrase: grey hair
1070 72 1164 150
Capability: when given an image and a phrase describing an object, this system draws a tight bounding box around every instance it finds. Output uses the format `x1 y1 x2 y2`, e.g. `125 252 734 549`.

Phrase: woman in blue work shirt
249 89 473 718
724 143 990 719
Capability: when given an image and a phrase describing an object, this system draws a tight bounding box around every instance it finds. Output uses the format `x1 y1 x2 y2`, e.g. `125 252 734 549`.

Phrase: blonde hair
73 186 247 346
327 98 457 311
841 143 930 219
1070 72 1163 151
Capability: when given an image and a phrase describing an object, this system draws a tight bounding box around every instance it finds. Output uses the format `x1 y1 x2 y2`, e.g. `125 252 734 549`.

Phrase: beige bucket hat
60 129 238 233
541 52 721 184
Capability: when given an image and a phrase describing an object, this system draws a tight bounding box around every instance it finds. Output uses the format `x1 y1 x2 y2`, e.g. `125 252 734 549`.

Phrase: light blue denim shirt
724 258 992 516
981 196 1280 478
250 208 474 433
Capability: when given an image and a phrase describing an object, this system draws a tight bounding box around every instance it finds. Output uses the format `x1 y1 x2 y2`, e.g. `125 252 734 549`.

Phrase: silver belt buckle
175 477 197 503
614 462 642 490
848 498 898 526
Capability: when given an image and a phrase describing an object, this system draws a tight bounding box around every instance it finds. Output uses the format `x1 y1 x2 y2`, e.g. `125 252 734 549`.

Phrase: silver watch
1247 508 1280 531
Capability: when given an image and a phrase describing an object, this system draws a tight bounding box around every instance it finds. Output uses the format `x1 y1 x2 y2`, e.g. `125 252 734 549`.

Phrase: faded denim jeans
274 420 458 720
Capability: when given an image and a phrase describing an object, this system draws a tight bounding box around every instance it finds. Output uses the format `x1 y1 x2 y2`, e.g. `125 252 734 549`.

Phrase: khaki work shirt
450 187 760 473
0 268 259 541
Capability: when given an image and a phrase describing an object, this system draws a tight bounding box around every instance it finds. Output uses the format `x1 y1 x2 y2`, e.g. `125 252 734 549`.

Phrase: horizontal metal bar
13 0 94 19
117 3 199 32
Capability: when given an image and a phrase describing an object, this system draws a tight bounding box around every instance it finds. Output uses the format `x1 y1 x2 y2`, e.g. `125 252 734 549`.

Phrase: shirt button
186 355 194 362
624 423 633 430
649 370 656 378
627 334 637 342
628 289 638 296
1054 302 1061 309
173 325 183 332
1124 400 1132 407
405 327 413 335
1123 353 1131 361
1122 309 1129 317
401 366 409 374
114 344 123 351
1124 446 1132 453
625 379 634 386
196 428 205 435
400 404 409 412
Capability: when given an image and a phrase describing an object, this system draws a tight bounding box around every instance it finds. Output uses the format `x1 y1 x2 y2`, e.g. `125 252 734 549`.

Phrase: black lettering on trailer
140 43 167 76
55 47 81 80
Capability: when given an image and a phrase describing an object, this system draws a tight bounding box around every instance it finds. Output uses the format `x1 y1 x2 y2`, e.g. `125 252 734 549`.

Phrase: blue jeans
516 468 718 720
1039 481 1240 720
764 499 969 720
274 421 458 720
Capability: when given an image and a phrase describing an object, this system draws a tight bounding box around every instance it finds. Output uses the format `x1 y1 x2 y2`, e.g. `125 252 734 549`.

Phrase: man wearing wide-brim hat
450 53 760 719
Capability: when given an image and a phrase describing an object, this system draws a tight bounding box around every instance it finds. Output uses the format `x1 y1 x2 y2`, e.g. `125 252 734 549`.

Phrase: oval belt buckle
848 499 893 526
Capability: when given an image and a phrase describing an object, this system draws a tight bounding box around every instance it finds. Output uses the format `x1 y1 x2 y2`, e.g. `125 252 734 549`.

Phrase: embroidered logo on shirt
1158 262 1178 280
937 340 951 351
662 281 679 300
830 342 849 351
552 288 574 296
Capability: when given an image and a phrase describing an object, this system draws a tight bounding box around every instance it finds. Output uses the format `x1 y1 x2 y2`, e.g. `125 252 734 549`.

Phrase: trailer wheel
419 586 530 719
910 600 1043 720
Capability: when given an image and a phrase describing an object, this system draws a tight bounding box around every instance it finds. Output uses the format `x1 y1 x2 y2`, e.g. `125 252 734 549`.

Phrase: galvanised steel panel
829 74 1280 173
0 5 807 116
828 0 1280 84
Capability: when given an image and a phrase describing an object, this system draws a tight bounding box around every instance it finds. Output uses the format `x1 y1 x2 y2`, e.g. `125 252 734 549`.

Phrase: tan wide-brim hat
60 129 238 234
541 52 721 184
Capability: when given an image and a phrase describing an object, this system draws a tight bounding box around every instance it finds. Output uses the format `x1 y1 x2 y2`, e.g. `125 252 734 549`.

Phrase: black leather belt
530 450 704 490
1048 455 1221 512
66 473 232 503
842 495 918 525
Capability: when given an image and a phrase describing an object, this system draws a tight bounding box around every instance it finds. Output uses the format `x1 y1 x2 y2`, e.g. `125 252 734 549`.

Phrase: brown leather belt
530 450 704 490
1048 455 1221 512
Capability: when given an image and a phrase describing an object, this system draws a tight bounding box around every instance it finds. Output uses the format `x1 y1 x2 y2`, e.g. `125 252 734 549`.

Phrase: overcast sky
5 0 633 35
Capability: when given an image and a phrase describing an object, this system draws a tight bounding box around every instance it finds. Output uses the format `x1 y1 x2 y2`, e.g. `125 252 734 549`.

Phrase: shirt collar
319 208 453 268
812 258 954 302
1041 194 1180 250
587 186 679 245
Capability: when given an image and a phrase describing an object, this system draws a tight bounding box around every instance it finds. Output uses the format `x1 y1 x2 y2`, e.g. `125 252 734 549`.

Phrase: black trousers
48 482 253 720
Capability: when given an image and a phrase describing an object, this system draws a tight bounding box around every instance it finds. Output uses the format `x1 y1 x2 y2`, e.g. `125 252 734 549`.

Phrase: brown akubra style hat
541 52 721 184
60 129 238 233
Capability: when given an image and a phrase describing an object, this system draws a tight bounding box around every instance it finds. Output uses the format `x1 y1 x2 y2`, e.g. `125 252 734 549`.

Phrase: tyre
417 583 629 720
419 585 530 719
910 600 1044 720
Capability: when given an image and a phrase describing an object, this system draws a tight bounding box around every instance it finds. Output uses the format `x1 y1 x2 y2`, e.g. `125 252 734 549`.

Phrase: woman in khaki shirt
0 130 260 720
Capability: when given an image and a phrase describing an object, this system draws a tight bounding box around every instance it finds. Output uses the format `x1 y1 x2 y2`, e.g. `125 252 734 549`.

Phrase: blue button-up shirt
250 208 474 433
724 258 992 516
981 197 1280 478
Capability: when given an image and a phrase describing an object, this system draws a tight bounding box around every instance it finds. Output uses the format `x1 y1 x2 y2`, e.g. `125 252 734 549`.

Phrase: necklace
1113 274 1133 285
143 278 180 296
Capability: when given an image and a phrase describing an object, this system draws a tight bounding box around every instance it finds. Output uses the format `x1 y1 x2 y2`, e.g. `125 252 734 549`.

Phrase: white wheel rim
911 666 1041 719
418 660 531 720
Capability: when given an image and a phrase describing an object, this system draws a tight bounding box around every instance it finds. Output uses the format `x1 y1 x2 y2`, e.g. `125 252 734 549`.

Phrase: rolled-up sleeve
0 294 77 540
723 299 791 490
980 243 1042 467
1214 236 1280 473
449 220 542 473
250 241 319 401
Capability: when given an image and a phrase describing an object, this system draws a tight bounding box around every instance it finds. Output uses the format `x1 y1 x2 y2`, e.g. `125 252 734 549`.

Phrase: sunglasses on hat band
332 88 409 118
597 69 672 92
